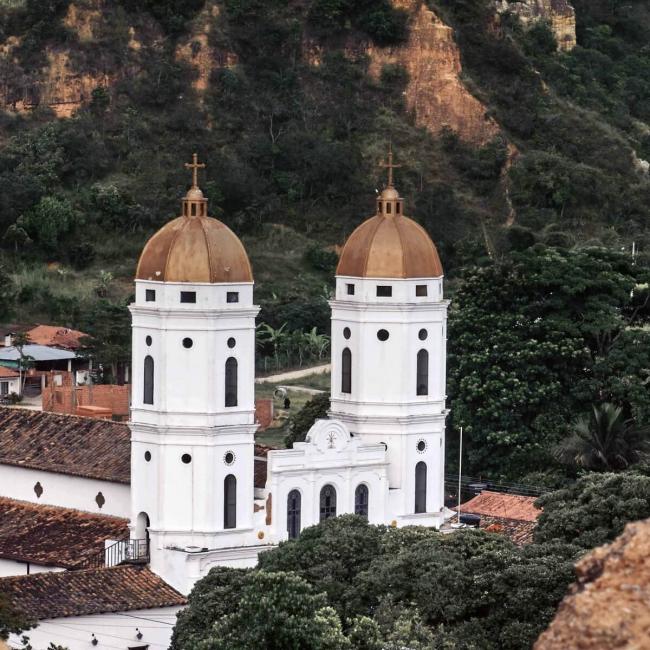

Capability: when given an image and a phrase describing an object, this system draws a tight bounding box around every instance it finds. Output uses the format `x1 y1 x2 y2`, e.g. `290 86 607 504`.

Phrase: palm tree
554 403 650 471
256 323 288 370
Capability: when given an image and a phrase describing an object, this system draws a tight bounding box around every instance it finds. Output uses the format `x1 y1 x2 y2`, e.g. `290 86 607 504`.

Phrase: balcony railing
82 538 149 570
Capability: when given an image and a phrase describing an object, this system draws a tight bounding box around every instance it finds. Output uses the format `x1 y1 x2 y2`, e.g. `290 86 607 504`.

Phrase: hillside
0 0 649 344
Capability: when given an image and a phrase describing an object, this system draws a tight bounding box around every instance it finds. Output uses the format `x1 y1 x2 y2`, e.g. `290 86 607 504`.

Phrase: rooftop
26 325 88 351
0 408 130 483
0 344 77 362
0 366 19 378
460 491 541 523
0 497 128 568
480 515 537 546
0 565 186 620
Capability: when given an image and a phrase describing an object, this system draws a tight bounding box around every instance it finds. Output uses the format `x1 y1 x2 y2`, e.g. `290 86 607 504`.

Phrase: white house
0 366 20 398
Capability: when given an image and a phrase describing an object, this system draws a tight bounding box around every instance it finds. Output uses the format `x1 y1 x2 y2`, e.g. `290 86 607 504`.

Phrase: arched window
225 357 238 407
354 484 369 519
415 462 427 514
224 474 237 529
341 348 351 394
416 349 429 396
319 484 337 521
287 490 301 540
143 356 154 405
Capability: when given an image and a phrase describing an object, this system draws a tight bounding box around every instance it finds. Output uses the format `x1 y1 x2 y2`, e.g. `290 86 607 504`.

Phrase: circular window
418 329 428 341
227 337 236 349
145 335 152 346
182 337 193 349
377 329 390 341
181 453 192 464
224 451 235 465
144 451 152 462
343 327 351 340
417 440 427 453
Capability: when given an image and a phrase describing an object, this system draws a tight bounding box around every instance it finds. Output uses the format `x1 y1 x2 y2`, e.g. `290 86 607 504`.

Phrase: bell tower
329 148 448 527
129 155 259 587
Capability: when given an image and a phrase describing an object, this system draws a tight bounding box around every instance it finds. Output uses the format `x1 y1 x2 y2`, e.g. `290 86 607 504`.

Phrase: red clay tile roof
0 408 130 483
480 515 537 546
0 366 19 378
0 565 186 620
26 325 88 350
460 491 541 522
0 497 129 569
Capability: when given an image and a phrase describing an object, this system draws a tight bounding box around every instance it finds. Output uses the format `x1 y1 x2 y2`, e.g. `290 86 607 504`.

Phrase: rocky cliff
495 0 577 51
1 0 497 145
535 518 650 649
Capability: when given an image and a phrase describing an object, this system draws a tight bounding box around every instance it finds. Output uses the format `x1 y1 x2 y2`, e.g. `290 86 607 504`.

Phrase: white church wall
265 420 389 541
0 559 65 578
7 606 183 650
0 465 130 518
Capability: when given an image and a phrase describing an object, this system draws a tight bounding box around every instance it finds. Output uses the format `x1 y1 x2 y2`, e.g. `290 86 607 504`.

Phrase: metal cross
185 153 206 188
379 145 402 188
327 432 336 449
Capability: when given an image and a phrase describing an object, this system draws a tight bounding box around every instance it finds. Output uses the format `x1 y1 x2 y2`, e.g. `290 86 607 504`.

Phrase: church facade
129 152 450 594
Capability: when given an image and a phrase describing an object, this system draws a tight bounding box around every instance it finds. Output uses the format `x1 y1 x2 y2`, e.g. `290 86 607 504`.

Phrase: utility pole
457 426 463 524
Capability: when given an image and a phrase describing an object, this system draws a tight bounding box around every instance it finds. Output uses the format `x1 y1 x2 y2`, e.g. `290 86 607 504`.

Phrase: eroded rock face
368 0 499 144
535 518 650 649
496 0 577 51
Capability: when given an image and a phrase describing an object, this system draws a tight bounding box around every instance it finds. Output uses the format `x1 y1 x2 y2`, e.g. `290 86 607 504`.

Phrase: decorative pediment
304 419 352 454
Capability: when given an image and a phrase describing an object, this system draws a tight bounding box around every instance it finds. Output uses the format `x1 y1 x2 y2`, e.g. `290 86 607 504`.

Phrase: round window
145 335 152 346
224 451 235 465
417 440 427 453
343 327 351 340
227 337 236 348
418 329 428 341
182 337 193 349
144 451 152 462
377 329 389 341
181 453 192 464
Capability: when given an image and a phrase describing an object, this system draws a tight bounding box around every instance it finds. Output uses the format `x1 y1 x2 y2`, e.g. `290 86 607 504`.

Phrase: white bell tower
329 149 448 526
129 155 259 586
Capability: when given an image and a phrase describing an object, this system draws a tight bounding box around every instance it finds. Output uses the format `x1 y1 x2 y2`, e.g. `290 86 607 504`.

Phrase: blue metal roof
0 345 77 362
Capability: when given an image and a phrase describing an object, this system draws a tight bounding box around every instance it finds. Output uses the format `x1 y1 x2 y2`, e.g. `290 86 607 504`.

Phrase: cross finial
184 153 206 189
379 144 402 188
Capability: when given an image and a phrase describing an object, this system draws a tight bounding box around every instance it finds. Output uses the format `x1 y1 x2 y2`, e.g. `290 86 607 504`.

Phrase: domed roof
136 154 253 284
337 169 443 278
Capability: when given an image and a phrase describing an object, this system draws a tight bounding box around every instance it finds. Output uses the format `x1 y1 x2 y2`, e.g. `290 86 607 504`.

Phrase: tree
554 403 650 471
256 323 288 370
284 392 331 448
0 593 33 641
17 196 78 254
196 571 350 650
447 246 650 478
535 472 650 549
11 331 32 397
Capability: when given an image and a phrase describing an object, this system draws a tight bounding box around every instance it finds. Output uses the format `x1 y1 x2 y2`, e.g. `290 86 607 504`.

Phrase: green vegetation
171 516 579 650
535 472 650 549
284 391 330 448
0 592 33 641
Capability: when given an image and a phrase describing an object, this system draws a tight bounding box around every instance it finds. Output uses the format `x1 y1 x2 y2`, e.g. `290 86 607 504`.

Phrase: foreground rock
535 518 650 649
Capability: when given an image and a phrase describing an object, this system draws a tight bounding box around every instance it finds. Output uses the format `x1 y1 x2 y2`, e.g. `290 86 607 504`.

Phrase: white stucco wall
7 606 183 650
0 558 65 578
0 464 130 518
0 377 20 395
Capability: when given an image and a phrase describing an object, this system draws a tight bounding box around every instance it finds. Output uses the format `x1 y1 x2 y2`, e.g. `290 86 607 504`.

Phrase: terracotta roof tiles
460 491 541 523
0 565 186 620
0 408 130 483
26 325 88 351
0 497 128 568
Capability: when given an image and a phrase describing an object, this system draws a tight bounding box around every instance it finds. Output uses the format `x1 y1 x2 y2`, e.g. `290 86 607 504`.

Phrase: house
24 325 87 351
0 366 20 399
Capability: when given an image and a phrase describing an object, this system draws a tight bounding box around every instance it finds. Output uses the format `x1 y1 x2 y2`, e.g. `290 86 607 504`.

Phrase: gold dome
135 154 253 284
337 148 443 279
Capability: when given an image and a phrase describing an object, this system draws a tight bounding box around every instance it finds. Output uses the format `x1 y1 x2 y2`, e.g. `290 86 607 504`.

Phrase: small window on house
95 492 105 509
386 203 392 214
416 285 428 297
378 202 383 214
191 203 197 217
377 329 389 342
346 284 355 296
182 338 193 349
415 462 427 513
417 349 429 396
343 327 351 340
227 292 239 303
144 451 152 462
145 335 152 346
0 382 8 396
341 348 352 394
227 337 236 348
287 489 301 540
418 329 428 341
181 454 192 464
145 289 156 302
180 291 196 304
376 286 392 297
396 203 401 214
34 481 43 498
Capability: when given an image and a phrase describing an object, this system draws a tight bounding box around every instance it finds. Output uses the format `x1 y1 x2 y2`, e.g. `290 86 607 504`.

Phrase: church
0 151 449 649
